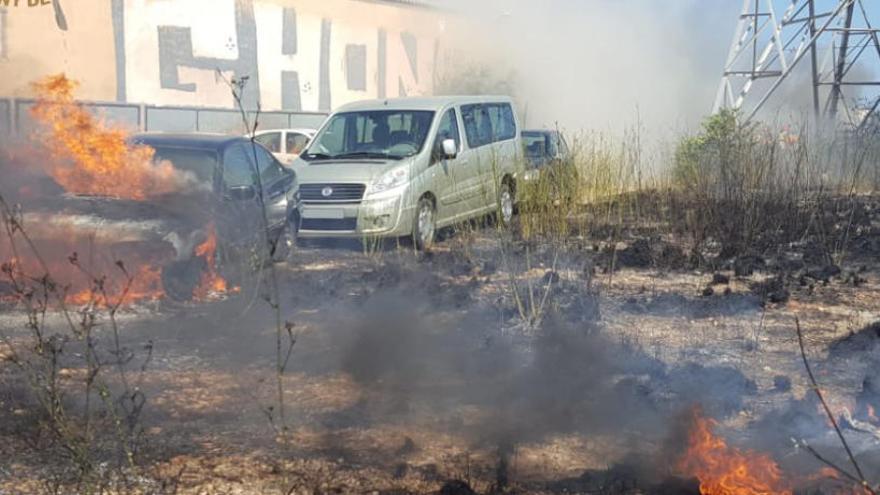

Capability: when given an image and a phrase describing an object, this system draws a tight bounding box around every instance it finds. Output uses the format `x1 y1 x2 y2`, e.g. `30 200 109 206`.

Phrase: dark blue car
522 129 570 172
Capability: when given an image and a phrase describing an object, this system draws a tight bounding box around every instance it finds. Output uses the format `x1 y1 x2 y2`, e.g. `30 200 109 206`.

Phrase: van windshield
302 110 435 161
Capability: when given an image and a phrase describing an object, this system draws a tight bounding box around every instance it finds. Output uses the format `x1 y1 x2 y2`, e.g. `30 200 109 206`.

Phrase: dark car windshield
523 131 564 168
523 132 549 158
303 110 435 161
151 146 219 182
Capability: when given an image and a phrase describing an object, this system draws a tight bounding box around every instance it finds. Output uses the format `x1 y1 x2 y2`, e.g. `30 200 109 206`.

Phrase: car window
314 117 345 155
253 145 285 184
254 132 281 153
431 108 461 163
547 132 560 157
558 133 570 156
222 144 255 187
151 147 218 183
286 133 310 155
522 132 548 158
487 103 516 141
461 104 488 148
462 103 514 148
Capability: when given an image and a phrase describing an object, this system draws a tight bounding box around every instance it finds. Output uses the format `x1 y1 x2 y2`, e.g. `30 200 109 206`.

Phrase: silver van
291 96 524 249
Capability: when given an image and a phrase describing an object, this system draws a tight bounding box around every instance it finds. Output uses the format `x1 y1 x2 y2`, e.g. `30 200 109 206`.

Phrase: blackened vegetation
586 191 880 277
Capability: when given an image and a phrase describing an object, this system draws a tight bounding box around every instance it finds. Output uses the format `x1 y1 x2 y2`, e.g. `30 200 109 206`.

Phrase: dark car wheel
161 257 207 302
270 220 298 263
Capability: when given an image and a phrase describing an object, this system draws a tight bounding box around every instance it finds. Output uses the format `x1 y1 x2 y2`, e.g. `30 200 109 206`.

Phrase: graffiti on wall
112 0 437 112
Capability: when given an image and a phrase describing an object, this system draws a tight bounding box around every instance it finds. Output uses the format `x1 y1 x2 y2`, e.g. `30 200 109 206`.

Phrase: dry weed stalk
0 194 151 491
218 72 297 435
794 317 877 494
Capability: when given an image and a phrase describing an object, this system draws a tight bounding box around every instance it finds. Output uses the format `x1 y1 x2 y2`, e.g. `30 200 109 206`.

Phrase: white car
253 129 316 165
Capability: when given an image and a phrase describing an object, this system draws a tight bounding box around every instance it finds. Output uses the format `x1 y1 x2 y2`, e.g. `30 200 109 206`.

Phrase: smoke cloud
436 0 743 139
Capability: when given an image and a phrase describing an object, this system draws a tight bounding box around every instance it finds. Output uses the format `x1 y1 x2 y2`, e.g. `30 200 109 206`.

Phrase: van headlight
371 166 409 193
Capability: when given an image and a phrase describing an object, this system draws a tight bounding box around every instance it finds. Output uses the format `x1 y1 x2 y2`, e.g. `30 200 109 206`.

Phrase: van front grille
301 218 358 231
300 183 366 203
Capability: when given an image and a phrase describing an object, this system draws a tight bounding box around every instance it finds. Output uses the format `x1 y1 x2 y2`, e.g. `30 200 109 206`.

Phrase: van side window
462 103 516 148
432 108 461 163
461 104 490 148
488 103 516 141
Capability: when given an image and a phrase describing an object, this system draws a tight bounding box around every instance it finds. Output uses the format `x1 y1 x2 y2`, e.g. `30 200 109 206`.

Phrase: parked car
521 129 571 179
519 129 579 206
6 133 301 303
123 133 301 299
292 96 524 250
253 128 316 165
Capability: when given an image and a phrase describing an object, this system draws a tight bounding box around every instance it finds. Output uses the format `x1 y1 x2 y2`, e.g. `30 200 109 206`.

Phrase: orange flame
192 224 234 300
29 74 194 200
64 264 164 307
677 408 793 495
1 235 168 308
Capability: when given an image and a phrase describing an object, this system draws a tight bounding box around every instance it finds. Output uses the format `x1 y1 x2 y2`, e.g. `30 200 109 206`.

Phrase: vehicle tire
160 257 206 302
271 219 298 264
498 180 515 226
412 196 436 251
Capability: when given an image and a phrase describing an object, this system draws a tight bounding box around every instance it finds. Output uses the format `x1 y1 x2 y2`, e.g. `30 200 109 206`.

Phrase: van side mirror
442 138 457 159
226 185 256 201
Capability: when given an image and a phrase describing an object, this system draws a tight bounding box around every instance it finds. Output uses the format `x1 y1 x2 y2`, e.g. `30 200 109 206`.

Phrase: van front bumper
298 195 414 239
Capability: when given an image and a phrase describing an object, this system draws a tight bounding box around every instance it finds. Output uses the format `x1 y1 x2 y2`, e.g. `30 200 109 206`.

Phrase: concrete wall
0 0 443 112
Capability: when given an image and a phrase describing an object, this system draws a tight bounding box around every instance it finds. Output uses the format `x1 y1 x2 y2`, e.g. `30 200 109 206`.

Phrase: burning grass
0 226 169 308
676 407 793 495
0 213 235 307
192 223 237 301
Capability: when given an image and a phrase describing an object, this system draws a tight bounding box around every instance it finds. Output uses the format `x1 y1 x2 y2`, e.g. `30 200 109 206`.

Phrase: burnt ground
2 218 880 494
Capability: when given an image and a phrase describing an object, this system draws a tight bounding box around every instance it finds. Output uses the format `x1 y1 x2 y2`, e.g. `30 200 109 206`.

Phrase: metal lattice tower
715 0 880 131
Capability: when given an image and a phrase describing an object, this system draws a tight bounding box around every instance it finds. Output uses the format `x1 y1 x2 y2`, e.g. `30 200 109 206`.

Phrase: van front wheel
413 197 436 251
499 181 515 226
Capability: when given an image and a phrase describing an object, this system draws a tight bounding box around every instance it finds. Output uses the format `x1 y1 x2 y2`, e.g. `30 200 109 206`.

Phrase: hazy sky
438 0 879 140
439 0 743 139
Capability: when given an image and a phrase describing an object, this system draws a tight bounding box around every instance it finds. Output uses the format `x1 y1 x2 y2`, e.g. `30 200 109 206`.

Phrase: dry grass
517 113 879 268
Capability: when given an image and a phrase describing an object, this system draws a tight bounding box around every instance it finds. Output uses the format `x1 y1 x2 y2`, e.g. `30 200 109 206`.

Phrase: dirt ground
2 222 880 494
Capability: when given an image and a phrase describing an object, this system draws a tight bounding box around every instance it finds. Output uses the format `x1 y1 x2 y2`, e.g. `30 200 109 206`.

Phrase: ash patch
666 364 757 417
830 320 880 355
620 292 761 319
607 238 690 271
546 450 701 495
331 268 761 451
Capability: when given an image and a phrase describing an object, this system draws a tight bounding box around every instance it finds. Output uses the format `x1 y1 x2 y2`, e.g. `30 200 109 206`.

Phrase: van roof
334 95 515 113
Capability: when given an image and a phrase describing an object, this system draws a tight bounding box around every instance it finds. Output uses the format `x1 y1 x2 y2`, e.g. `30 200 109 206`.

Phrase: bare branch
795 316 877 495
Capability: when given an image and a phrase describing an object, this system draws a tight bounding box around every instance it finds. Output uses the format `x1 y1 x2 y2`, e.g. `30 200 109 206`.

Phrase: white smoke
436 0 743 141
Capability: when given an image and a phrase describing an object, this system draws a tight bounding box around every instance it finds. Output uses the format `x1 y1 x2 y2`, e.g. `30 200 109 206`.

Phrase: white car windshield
302 110 435 161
